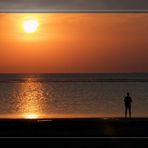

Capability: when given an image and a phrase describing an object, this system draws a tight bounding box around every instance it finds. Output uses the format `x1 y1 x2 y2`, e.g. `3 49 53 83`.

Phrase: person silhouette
124 92 132 118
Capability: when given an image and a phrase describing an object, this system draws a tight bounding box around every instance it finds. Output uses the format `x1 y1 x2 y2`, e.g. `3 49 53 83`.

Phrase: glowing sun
23 18 39 33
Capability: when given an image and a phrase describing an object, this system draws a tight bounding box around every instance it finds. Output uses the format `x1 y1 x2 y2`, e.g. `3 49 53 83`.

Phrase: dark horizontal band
0 0 148 12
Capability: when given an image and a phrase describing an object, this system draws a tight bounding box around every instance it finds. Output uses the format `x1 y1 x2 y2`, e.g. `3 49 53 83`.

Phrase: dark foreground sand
0 117 147 137
1 118 148 147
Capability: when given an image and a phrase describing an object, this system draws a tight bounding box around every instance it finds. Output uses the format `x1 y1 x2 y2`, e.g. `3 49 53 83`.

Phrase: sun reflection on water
16 78 47 119
23 113 39 119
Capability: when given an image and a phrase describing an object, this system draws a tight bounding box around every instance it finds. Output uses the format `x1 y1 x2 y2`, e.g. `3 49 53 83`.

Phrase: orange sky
0 13 148 73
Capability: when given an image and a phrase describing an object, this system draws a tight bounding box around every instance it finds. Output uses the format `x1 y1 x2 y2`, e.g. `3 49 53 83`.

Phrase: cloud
0 0 147 12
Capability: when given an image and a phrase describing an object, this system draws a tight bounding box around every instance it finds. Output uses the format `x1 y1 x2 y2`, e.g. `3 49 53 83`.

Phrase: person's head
127 92 130 96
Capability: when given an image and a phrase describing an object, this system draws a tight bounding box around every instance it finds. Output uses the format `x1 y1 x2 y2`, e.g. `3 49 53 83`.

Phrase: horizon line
0 72 148 74
0 10 148 13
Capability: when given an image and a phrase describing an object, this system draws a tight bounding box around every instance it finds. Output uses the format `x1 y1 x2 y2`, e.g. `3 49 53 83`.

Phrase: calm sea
0 73 148 118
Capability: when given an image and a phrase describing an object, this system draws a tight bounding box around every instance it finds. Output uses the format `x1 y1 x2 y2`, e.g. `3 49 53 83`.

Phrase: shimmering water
0 73 148 118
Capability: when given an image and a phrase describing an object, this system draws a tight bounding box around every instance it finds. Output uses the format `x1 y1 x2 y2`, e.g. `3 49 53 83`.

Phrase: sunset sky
0 13 148 73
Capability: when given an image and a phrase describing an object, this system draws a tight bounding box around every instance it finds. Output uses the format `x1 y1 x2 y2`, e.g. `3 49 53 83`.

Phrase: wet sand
0 117 147 137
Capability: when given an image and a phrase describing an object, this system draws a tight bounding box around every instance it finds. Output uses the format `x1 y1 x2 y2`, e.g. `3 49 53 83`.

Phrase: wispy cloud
0 0 147 12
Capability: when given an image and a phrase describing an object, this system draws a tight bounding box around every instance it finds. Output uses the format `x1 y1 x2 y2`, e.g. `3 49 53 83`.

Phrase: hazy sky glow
0 13 148 73
0 0 147 12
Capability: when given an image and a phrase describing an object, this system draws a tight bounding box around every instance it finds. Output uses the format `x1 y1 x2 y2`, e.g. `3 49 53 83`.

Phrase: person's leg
129 105 131 118
125 105 127 118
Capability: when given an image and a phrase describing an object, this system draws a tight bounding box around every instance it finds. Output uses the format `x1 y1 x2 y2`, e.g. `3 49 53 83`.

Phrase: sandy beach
0 117 147 137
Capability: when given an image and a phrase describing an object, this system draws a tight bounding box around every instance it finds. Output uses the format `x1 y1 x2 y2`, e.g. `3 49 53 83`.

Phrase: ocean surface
0 73 148 119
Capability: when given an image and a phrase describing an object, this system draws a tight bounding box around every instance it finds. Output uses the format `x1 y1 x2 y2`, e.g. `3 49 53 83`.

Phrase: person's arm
124 97 126 102
130 97 132 102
